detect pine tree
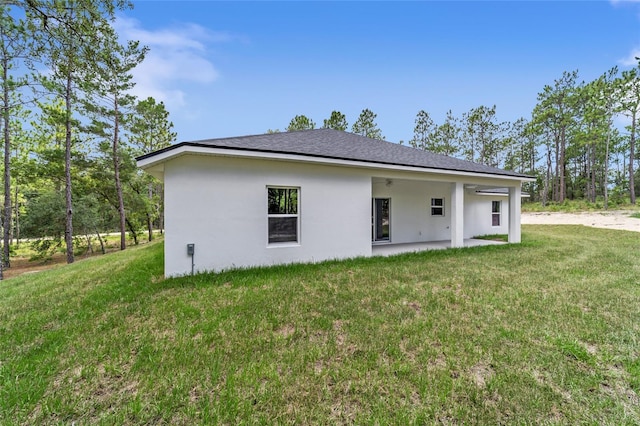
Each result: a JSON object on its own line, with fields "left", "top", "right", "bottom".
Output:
{"left": 351, "top": 108, "right": 384, "bottom": 140}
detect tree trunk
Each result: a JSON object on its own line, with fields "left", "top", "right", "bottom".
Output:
{"left": 14, "top": 183, "right": 19, "bottom": 248}
{"left": 479, "top": 128, "right": 486, "bottom": 165}
{"left": 630, "top": 113, "right": 636, "bottom": 205}
{"left": 147, "top": 182, "right": 153, "bottom": 241}
{"left": 159, "top": 183, "right": 164, "bottom": 234}
{"left": 559, "top": 127, "right": 567, "bottom": 202}
{"left": 2, "top": 55, "right": 11, "bottom": 269}
{"left": 95, "top": 229, "right": 105, "bottom": 254}
{"left": 553, "top": 134, "right": 560, "bottom": 202}
{"left": 590, "top": 145, "right": 597, "bottom": 203}
{"left": 113, "top": 97, "right": 126, "bottom": 251}
{"left": 604, "top": 130, "right": 610, "bottom": 210}
{"left": 584, "top": 151, "right": 590, "bottom": 202}
{"left": 146, "top": 213, "right": 153, "bottom": 242}
{"left": 85, "top": 234, "right": 93, "bottom": 254}
{"left": 64, "top": 69, "right": 74, "bottom": 264}
{"left": 543, "top": 143, "right": 552, "bottom": 207}
{"left": 125, "top": 217, "right": 138, "bottom": 245}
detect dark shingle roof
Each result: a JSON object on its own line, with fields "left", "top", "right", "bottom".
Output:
{"left": 137, "top": 128, "right": 531, "bottom": 179}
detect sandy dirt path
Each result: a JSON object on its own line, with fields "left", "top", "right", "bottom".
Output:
{"left": 522, "top": 210, "right": 640, "bottom": 233}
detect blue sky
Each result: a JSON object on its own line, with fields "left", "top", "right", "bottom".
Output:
{"left": 119, "top": 1, "right": 640, "bottom": 143}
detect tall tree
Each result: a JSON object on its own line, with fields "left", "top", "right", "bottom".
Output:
{"left": 520, "top": 120, "right": 543, "bottom": 200}
{"left": 85, "top": 36, "right": 147, "bottom": 250}
{"left": 432, "top": 110, "right": 459, "bottom": 157}
{"left": 322, "top": 110, "right": 348, "bottom": 131}
{"left": 25, "top": 97, "right": 99, "bottom": 259}
{"left": 130, "top": 97, "right": 176, "bottom": 155}
{"left": 351, "top": 108, "right": 384, "bottom": 140}
{"left": 287, "top": 114, "right": 315, "bottom": 131}
{"left": 10, "top": 119, "right": 38, "bottom": 249}
{"left": 576, "top": 68, "right": 618, "bottom": 206}
{"left": 26, "top": 0, "right": 131, "bottom": 263}
{"left": 503, "top": 118, "right": 527, "bottom": 172}
{"left": 616, "top": 63, "right": 640, "bottom": 204}
{"left": 130, "top": 97, "right": 176, "bottom": 241}
{"left": 531, "top": 71, "right": 580, "bottom": 203}
{"left": 527, "top": 117, "right": 554, "bottom": 205}
{"left": 0, "top": 5, "right": 33, "bottom": 275}
{"left": 409, "top": 110, "right": 435, "bottom": 150}
{"left": 460, "top": 105, "right": 503, "bottom": 167}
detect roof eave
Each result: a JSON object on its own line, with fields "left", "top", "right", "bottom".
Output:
{"left": 137, "top": 143, "right": 535, "bottom": 182}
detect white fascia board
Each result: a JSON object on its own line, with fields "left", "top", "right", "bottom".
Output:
{"left": 472, "top": 191, "right": 509, "bottom": 197}
{"left": 136, "top": 145, "right": 192, "bottom": 169}
{"left": 137, "top": 145, "right": 535, "bottom": 183}
{"left": 473, "top": 191, "right": 531, "bottom": 198}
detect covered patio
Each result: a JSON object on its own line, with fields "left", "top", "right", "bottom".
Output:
{"left": 371, "top": 176, "right": 523, "bottom": 250}
{"left": 372, "top": 239, "right": 506, "bottom": 257}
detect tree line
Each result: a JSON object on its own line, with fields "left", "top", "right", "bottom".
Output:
{"left": 281, "top": 63, "right": 640, "bottom": 210}
{"left": 1, "top": 1, "right": 175, "bottom": 279}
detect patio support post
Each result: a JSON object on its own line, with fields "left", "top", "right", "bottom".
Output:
{"left": 508, "top": 185, "right": 521, "bottom": 243}
{"left": 450, "top": 182, "right": 464, "bottom": 248}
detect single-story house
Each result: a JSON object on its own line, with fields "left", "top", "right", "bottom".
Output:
{"left": 137, "top": 129, "right": 533, "bottom": 277}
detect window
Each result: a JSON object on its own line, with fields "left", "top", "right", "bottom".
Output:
{"left": 492, "top": 200, "right": 501, "bottom": 226}
{"left": 431, "top": 198, "right": 445, "bottom": 216}
{"left": 267, "top": 187, "right": 299, "bottom": 244}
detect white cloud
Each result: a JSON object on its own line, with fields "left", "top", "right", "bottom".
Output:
{"left": 611, "top": 0, "right": 640, "bottom": 67}
{"left": 114, "top": 15, "right": 226, "bottom": 107}
{"left": 610, "top": 0, "right": 640, "bottom": 7}
{"left": 620, "top": 48, "right": 640, "bottom": 67}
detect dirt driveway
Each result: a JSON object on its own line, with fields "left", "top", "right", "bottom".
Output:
{"left": 522, "top": 210, "right": 640, "bottom": 233}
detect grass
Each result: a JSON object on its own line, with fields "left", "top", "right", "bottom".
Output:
{"left": 1, "top": 225, "right": 639, "bottom": 424}
{"left": 522, "top": 199, "right": 640, "bottom": 212}
{"left": 3, "top": 233, "right": 160, "bottom": 280}
{"left": 472, "top": 234, "right": 508, "bottom": 242}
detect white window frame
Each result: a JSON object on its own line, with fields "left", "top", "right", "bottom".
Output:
{"left": 492, "top": 200, "right": 501, "bottom": 227}
{"left": 267, "top": 186, "right": 300, "bottom": 245}
{"left": 431, "top": 197, "right": 445, "bottom": 216}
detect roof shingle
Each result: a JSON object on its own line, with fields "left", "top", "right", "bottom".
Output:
{"left": 137, "top": 128, "right": 531, "bottom": 179}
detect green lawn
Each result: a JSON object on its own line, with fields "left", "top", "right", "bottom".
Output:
{"left": 1, "top": 225, "right": 639, "bottom": 424}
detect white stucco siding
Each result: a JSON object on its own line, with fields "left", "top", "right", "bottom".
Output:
{"left": 163, "top": 155, "right": 371, "bottom": 276}
{"left": 371, "top": 179, "right": 452, "bottom": 243}
{"left": 463, "top": 193, "right": 509, "bottom": 238}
